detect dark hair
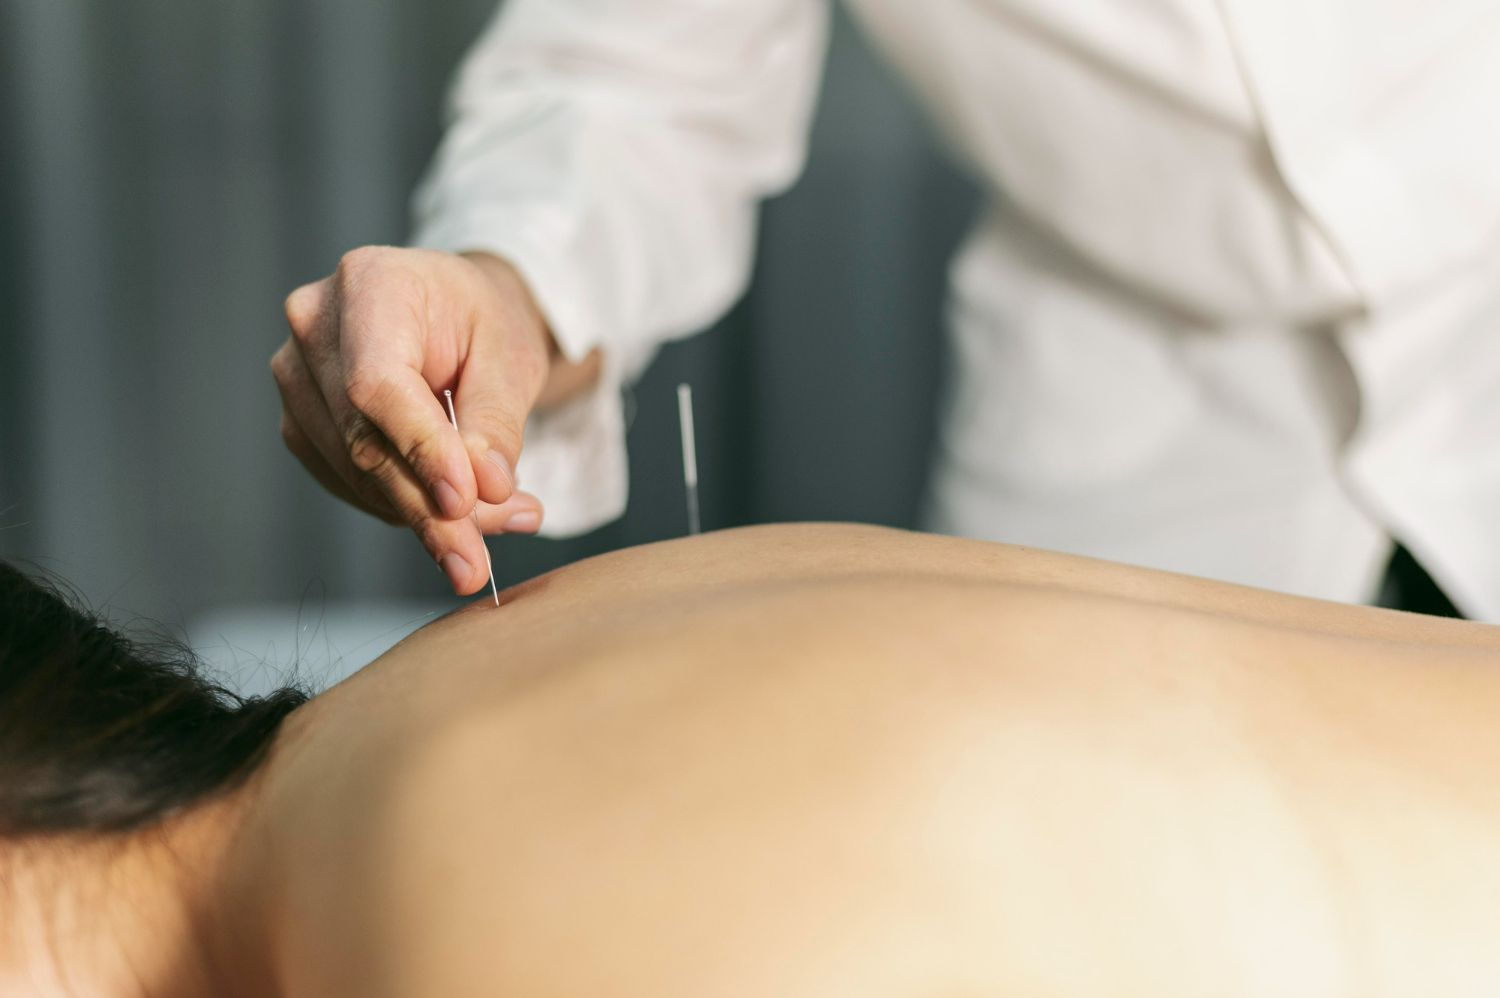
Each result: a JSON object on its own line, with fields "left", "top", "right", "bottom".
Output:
{"left": 0, "top": 560, "right": 308, "bottom": 837}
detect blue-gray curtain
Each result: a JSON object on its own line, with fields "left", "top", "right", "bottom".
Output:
{"left": 0, "top": 0, "right": 976, "bottom": 629}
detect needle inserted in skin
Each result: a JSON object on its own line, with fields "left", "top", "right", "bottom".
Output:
{"left": 443, "top": 389, "right": 500, "bottom": 607}
{"left": 677, "top": 383, "right": 701, "bottom": 536}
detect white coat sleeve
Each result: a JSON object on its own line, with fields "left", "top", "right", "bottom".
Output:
{"left": 410, "top": 0, "right": 831, "bottom": 537}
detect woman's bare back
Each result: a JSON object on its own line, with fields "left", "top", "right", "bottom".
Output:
{"left": 247, "top": 524, "right": 1500, "bottom": 996}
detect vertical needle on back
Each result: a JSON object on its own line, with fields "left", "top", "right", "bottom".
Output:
{"left": 677, "top": 383, "right": 701, "bottom": 536}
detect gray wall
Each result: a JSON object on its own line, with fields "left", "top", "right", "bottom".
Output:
{"left": 0, "top": 1, "right": 976, "bottom": 629}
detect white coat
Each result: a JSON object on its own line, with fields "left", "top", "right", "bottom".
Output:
{"left": 413, "top": 0, "right": 1500, "bottom": 617}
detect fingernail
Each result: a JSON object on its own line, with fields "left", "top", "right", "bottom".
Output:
{"left": 440, "top": 552, "right": 472, "bottom": 591}
{"left": 485, "top": 450, "right": 514, "bottom": 491}
{"left": 433, "top": 479, "right": 466, "bottom": 519}
{"left": 504, "top": 510, "right": 542, "bottom": 534}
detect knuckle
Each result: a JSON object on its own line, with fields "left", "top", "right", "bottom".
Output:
{"left": 278, "top": 412, "right": 299, "bottom": 447}
{"left": 356, "top": 481, "right": 400, "bottom": 519}
{"left": 413, "top": 515, "right": 446, "bottom": 555}
{"left": 484, "top": 403, "right": 527, "bottom": 455}
{"left": 401, "top": 429, "right": 447, "bottom": 479}
{"left": 346, "top": 418, "right": 392, "bottom": 476}
{"left": 347, "top": 472, "right": 389, "bottom": 510}
{"left": 337, "top": 248, "right": 427, "bottom": 318}
{"left": 268, "top": 345, "right": 291, "bottom": 382}
{"left": 336, "top": 246, "right": 388, "bottom": 285}
{"left": 282, "top": 287, "right": 314, "bottom": 331}
{"left": 288, "top": 309, "right": 320, "bottom": 347}
{"left": 344, "top": 365, "right": 392, "bottom": 414}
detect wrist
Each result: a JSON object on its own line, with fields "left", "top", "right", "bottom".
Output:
{"left": 458, "top": 251, "right": 602, "bottom": 410}
{"left": 459, "top": 251, "right": 556, "bottom": 358}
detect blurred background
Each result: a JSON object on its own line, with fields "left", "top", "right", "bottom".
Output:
{"left": 0, "top": 1, "right": 976, "bottom": 687}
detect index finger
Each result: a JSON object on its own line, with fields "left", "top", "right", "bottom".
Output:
{"left": 339, "top": 362, "right": 478, "bottom": 521}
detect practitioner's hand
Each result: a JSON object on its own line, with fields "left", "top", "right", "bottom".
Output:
{"left": 270, "top": 247, "right": 594, "bottom": 595}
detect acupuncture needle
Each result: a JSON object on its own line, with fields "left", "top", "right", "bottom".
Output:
{"left": 443, "top": 389, "right": 500, "bottom": 607}
{"left": 677, "top": 383, "right": 701, "bottom": 536}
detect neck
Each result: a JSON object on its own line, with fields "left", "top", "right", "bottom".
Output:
{"left": 1, "top": 791, "right": 277, "bottom": 997}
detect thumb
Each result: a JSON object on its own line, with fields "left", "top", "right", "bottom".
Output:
{"left": 453, "top": 335, "right": 542, "bottom": 506}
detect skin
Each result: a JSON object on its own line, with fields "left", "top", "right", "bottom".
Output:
{"left": 271, "top": 248, "right": 603, "bottom": 594}
{"left": 6, "top": 523, "right": 1500, "bottom": 995}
